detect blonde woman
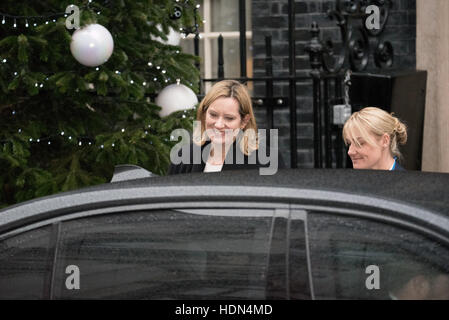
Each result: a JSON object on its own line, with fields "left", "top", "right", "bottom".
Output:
{"left": 342, "top": 107, "right": 407, "bottom": 170}
{"left": 168, "top": 80, "right": 279, "bottom": 174}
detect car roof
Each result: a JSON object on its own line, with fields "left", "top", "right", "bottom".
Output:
{"left": 1, "top": 169, "right": 449, "bottom": 235}
{"left": 96, "top": 168, "right": 449, "bottom": 214}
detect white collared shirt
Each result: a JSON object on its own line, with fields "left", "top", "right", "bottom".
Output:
{"left": 389, "top": 158, "right": 397, "bottom": 171}
{"left": 204, "top": 162, "right": 223, "bottom": 173}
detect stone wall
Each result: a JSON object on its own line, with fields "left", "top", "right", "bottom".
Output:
{"left": 417, "top": 0, "right": 449, "bottom": 173}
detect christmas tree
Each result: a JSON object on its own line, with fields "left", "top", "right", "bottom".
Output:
{"left": 0, "top": 0, "right": 200, "bottom": 208}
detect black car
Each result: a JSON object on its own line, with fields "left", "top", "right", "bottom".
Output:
{"left": 0, "top": 167, "right": 448, "bottom": 299}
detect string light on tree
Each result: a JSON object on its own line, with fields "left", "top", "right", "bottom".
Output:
{"left": 0, "top": 2, "right": 92, "bottom": 29}
{"left": 2, "top": 110, "right": 163, "bottom": 151}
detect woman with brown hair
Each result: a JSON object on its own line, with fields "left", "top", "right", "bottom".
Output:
{"left": 343, "top": 107, "right": 408, "bottom": 170}
{"left": 168, "top": 80, "right": 280, "bottom": 174}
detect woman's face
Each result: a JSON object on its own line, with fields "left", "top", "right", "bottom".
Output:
{"left": 347, "top": 130, "right": 388, "bottom": 169}
{"left": 204, "top": 97, "right": 249, "bottom": 145}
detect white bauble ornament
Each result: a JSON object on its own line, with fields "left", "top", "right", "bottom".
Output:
{"left": 151, "top": 25, "right": 181, "bottom": 46}
{"left": 70, "top": 24, "right": 114, "bottom": 67}
{"left": 156, "top": 80, "right": 198, "bottom": 117}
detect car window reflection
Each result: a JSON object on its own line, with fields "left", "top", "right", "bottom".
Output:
{"left": 307, "top": 212, "right": 449, "bottom": 300}
{"left": 0, "top": 226, "right": 53, "bottom": 299}
{"left": 52, "top": 209, "right": 273, "bottom": 299}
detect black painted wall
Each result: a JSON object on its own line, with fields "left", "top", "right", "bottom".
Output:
{"left": 251, "top": 0, "right": 417, "bottom": 168}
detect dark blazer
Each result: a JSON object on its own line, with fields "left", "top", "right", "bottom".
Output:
{"left": 168, "top": 139, "right": 284, "bottom": 175}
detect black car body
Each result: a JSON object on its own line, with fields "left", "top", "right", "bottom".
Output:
{"left": 0, "top": 168, "right": 448, "bottom": 299}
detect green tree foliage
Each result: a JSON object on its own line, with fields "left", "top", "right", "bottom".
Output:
{"left": 0, "top": 0, "right": 200, "bottom": 208}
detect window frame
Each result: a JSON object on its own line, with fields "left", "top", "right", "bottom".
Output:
{"left": 181, "top": 0, "right": 253, "bottom": 91}
{"left": 290, "top": 204, "right": 449, "bottom": 300}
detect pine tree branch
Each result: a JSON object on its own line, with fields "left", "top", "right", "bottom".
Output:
{"left": 0, "top": 97, "right": 30, "bottom": 113}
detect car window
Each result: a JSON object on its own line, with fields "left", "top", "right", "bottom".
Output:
{"left": 307, "top": 212, "right": 449, "bottom": 300}
{"left": 0, "top": 225, "right": 54, "bottom": 299}
{"left": 52, "top": 208, "right": 274, "bottom": 299}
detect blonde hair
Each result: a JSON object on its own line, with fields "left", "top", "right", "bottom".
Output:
{"left": 343, "top": 107, "right": 408, "bottom": 160}
{"left": 193, "top": 80, "right": 258, "bottom": 155}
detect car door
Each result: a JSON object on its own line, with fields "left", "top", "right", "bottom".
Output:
{"left": 0, "top": 201, "right": 296, "bottom": 299}
{"left": 297, "top": 208, "right": 449, "bottom": 300}
{"left": 0, "top": 225, "right": 54, "bottom": 299}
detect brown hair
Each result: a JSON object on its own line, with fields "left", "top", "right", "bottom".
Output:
{"left": 193, "top": 80, "right": 258, "bottom": 155}
{"left": 343, "top": 107, "right": 408, "bottom": 159}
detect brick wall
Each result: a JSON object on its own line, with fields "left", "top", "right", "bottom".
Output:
{"left": 251, "top": 0, "right": 417, "bottom": 167}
